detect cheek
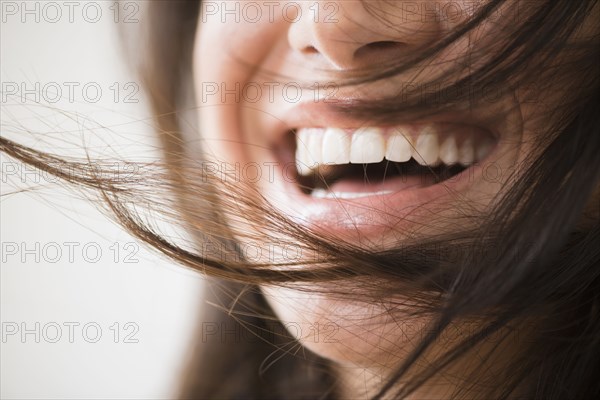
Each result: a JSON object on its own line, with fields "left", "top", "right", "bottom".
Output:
{"left": 193, "top": 22, "right": 245, "bottom": 164}
{"left": 193, "top": 15, "right": 289, "bottom": 163}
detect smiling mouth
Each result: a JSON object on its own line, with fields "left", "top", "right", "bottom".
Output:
{"left": 291, "top": 123, "right": 497, "bottom": 199}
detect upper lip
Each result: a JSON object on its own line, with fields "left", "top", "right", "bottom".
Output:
{"left": 271, "top": 97, "right": 515, "bottom": 149}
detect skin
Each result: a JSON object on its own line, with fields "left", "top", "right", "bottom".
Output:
{"left": 192, "top": 1, "right": 598, "bottom": 397}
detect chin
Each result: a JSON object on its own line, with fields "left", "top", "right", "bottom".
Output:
{"left": 261, "top": 284, "right": 427, "bottom": 369}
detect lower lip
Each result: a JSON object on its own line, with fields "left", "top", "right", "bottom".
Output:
{"left": 270, "top": 151, "right": 496, "bottom": 237}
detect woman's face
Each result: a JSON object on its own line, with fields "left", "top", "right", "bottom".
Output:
{"left": 192, "top": 0, "right": 583, "bottom": 372}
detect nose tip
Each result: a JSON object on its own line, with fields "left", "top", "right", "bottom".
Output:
{"left": 288, "top": 1, "right": 442, "bottom": 70}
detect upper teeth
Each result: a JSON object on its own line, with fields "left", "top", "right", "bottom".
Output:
{"left": 295, "top": 125, "right": 494, "bottom": 176}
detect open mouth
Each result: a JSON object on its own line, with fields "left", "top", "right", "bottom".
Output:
{"left": 255, "top": 99, "right": 519, "bottom": 235}
{"left": 292, "top": 123, "right": 497, "bottom": 199}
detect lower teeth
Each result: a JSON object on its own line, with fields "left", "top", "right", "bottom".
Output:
{"left": 311, "top": 189, "right": 395, "bottom": 199}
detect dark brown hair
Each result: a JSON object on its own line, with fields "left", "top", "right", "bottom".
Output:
{"left": 2, "top": 0, "right": 599, "bottom": 398}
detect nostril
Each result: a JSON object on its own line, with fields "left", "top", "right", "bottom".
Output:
{"left": 353, "top": 41, "right": 406, "bottom": 64}
{"left": 365, "top": 41, "right": 404, "bottom": 51}
{"left": 302, "top": 45, "right": 320, "bottom": 55}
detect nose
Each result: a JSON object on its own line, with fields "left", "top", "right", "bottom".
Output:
{"left": 287, "top": 1, "right": 443, "bottom": 70}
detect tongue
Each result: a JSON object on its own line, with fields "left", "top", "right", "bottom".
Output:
{"left": 326, "top": 173, "right": 436, "bottom": 193}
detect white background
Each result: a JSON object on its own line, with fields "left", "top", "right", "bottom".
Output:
{"left": 1, "top": 1, "right": 206, "bottom": 398}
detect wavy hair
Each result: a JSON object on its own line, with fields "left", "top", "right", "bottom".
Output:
{"left": 2, "top": 0, "right": 599, "bottom": 398}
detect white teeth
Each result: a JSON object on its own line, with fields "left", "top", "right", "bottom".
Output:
{"left": 322, "top": 128, "right": 351, "bottom": 164}
{"left": 307, "top": 131, "right": 322, "bottom": 165}
{"left": 439, "top": 136, "right": 459, "bottom": 165}
{"left": 475, "top": 137, "right": 494, "bottom": 162}
{"left": 458, "top": 135, "right": 475, "bottom": 165}
{"left": 295, "top": 126, "right": 495, "bottom": 176}
{"left": 414, "top": 127, "right": 439, "bottom": 166}
{"left": 385, "top": 131, "right": 412, "bottom": 162}
{"left": 295, "top": 128, "right": 318, "bottom": 175}
{"left": 350, "top": 127, "right": 385, "bottom": 164}
{"left": 311, "top": 188, "right": 394, "bottom": 199}
{"left": 295, "top": 131, "right": 309, "bottom": 175}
